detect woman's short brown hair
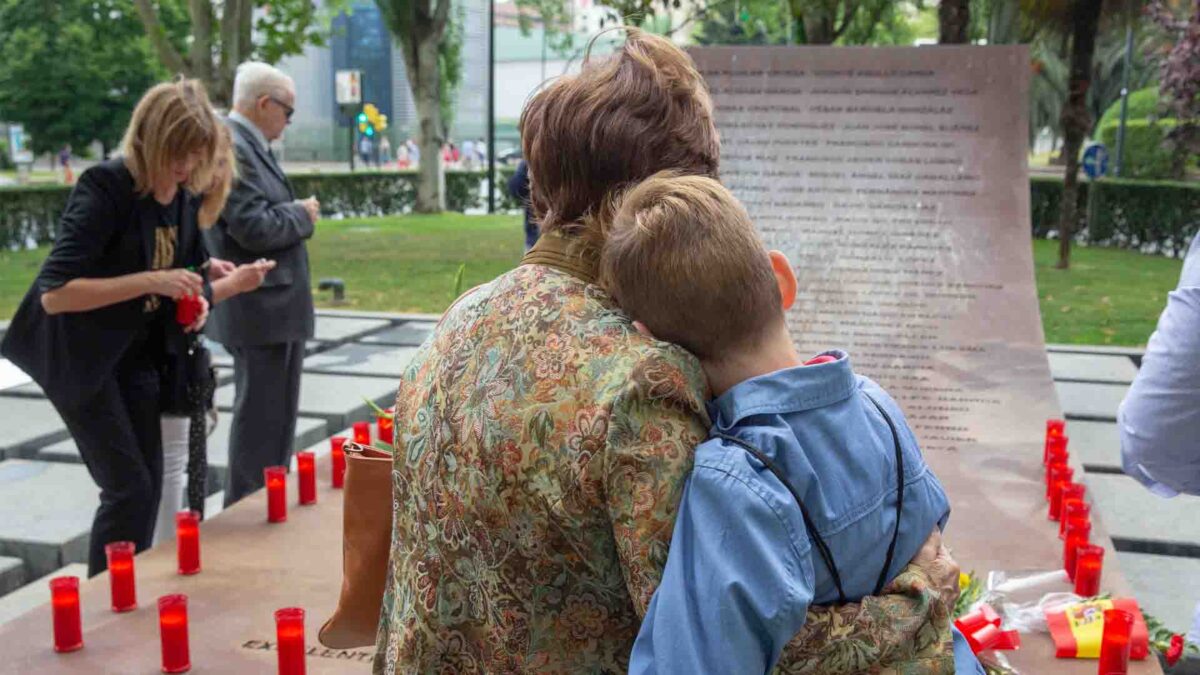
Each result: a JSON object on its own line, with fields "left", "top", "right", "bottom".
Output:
{"left": 120, "top": 78, "right": 222, "bottom": 198}
{"left": 520, "top": 29, "right": 719, "bottom": 248}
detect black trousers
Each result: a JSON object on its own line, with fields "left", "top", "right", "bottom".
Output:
{"left": 55, "top": 348, "right": 163, "bottom": 576}
{"left": 224, "top": 341, "right": 304, "bottom": 506}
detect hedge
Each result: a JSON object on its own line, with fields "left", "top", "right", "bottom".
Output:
{"left": 1098, "top": 119, "right": 1178, "bottom": 179}
{"left": 1096, "top": 86, "right": 1163, "bottom": 132}
{"left": 0, "top": 168, "right": 521, "bottom": 250}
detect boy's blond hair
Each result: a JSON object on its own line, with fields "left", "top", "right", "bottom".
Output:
{"left": 600, "top": 172, "right": 782, "bottom": 361}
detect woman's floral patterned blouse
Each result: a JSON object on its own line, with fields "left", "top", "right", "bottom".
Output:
{"left": 373, "top": 232, "right": 956, "bottom": 674}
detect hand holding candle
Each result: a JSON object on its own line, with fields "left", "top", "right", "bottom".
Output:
{"left": 265, "top": 466, "right": 287, "bottom": 523}
{"left": 104, "top": 541, "right": 136, "bottom": 612}
{"left": 275, "top": 607, "right": 307, "bottom": 675}
{"left": 49, "top": 576, "right": 82, "bottom": 653}
{"left": 297, "top": 451, "right": 316, "bottom": 505}
{"left": 176, "top": 511, "right": 201, "bottom": 575}
{"left": 158, "top": 594, "right": 190, "bottom": 673}
{"left": 330, "top": 436, "right": 347, "bottom": 489}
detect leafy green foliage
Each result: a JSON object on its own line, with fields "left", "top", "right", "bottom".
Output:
{"left": 1097, "top": 86, "right": 1166, "bottom": 130}
{"left": 440, "top": 4, "right": 465, "bottom": 138}
{"left": 1099, "top": 118, "right": 1179, "bottom": 178}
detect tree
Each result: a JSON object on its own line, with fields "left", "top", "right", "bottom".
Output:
{"left": 376, "top": 0, "right": 453, "bottom": 213}
{"left": 939, "top": 0, "right": 971, "bottom": 42}
{"left": 788, "top": 0, "right": 896, "bottom": 44}
{"left": 1147, "top": 0, "right": 1199, "bottom": 177}
{"left": 132, "top": 0, "right": 349, "bottom": 107}
{"left": 0, "top": 0, "right": 164, "bottom": 158}
{"left": 693, "top": 0, "right": 793, "bottom": 45}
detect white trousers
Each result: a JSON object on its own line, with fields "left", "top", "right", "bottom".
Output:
{"left": 153, "top": 415, "right": 190, "bottom": 545}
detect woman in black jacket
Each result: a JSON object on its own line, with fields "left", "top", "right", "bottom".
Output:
{"left": 2, "top": 80, "right": 270, "bottom": 575}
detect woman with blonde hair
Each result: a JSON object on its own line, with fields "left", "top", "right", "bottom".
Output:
{"left": 2, "top": 79, "right": 270, "bottom": 575}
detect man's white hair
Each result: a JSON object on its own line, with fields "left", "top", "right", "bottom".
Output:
{"left": 232, "top": 62, "right": 295, "bottom": 108}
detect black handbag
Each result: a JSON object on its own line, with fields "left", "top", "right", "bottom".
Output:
{"left": 161, "top": 329, "right": 214, "bottom": 415}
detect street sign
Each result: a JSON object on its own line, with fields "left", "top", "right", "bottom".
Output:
{"left": 1082, "top": 142, "right": 1109, "bottom": 180}
{"left": 335, "top": 70, "right": 362, "bottom": 106}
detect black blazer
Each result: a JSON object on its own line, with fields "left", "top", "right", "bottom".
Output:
{"left": 1, "top": 159, "right": 211, "bottom": 411}
{"left": 202, "top": 116, "right": 314, "bottom": 347}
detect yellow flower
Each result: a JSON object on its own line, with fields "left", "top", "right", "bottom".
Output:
{"left": 959, "top": 572, "right": 972, "bottom": 591}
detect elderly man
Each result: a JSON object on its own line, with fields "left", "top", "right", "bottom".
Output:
{"left": 204, "top": 62, "right": 320, "bottom": 505}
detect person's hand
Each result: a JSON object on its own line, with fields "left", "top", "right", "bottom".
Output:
{"left": 146, "top": 269, "right": 203, "bottom": 299}
{"left": 208, "top": 258, "right": 236, "bottom": 281}
{"left": 298, "top": 196, "right": 320, "bottom": 223}
{"left": 910, "top": 527, "right": 960, "bottom": 608}
{"left": 230, "top": 259, "right": 277, "bottom": 294}
{"left": 183, "top": 295, "right": 209, "bottom": 334}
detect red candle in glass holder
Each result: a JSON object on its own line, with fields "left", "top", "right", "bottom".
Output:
{"left": 158, "top": 594, "right": 190, "bottom": 673}
{"left": 176, "top": 511, "right": 200, "bottom": 575}
{"left": 297, "top": 451, "right": 316, "bottom": 505}
{"left": 330, "top": 436, "right": 347, "bottom": 489}
{"left": 1044, "top": 434, "right": 1069, "bottom": 468}
{"left": 1075, "top": 544, "right": 1105, "bottom": 596}
{"left": 352, "top": 421, "right": 370, "bottom": 445}
{"left": 1063, "top": 519, "right": 1092, "bottom": 579}
{"left": 275, "top": 607, "right": 306, "bottom": 675}
{"left": 1047, "top": 464, "right": 1073, "bottom": 500}
{"left": 1044, "top": 419, "right": 1065, "bottom": 463}
{"left": 1059, "top": 500, "right": 1090, "bottom": 539}
{"left": 1099, "top": 608, "right": 1134, "bottom": 675}
{"left": 265, "top": 466, "right": 287, "bottom": 523}
{"left": 175, "top": 294, "right": 202, "bottom": 326}
{"left": 105, "top": 541, "right": 137, "bottom": 612}
{"left": 377, "top": 409, "right": 394, "bottom": 446}
{"left": 49, "top": 576, "right": 83, "bottom": 653}
{"left": 1053, "top": 482, "right": 1086, "bottom": 522}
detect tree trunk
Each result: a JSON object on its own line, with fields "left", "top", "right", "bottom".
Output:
{"left": 1056, "top": 0, "right": 1103, "bottom": 270}
{"left": 188, "top": 0, "right": 215, "bottom": 87}
{"left": 938, "top": 0, "right": 970, "bottom": 44}
{"left": 413, "top": 33, "right": 443, "bottom": 213}
{"left": 987, "top": 0, "right": 1020, "bottom": 45}
{"left": 132, "top": 0, "right": 189, "bottom": 76}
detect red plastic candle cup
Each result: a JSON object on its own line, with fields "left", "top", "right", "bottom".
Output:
{"left": 1059, "top": 500, "right": 1091, "bottom": 539}
{"left": 330, "top": 436, "right": 347, "bottom": 489}
{"left": 175, "top": 511, "right": 201, "bottom": 575}
{"left": 1075, "top": 544, "right": 1105, "bottom": 597}
{"left": 352, "top": 421, "right": 370, "bottom": 445}
{"left": 1055, "top": 483, "right": 1086, "bottom": 523}
{"left": 297, "top": 451, "right": 317, "bottom": 506}
{"left": 1063, "top": 519, "right": 1092, "bottom": 579}
{"left": 105, "top": 541, "right": 137, "bottom": 612}
{"left": 275, "top": 607, "right": 306, "bottom": 675}
{"left": 1047, "top": 464, "right": 1073, "bottom": 501}
{"left": 377, "top": 409, "right": 394, "bottom": 446}
{"left": 174, "top": 295, "right": 201, "bottom": 326}
{"left": 158, "top": 594, "right": 190, "bottom": 673}
{"left": 1044, "top": 419, "right": 1066, "bottom": 463}
{"left": 1098, "top": 608, "right": 1135, "bottom": 675}
{"left": 1044, "top": 434, "right": 1069, "bottom": 468}
{"left": 265, "top": 466, "right": 287, "bottom": 523}
{"left": 49, "top": 576, "right": 83, "bottom": 653}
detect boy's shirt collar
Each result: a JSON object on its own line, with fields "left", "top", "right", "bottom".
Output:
{"left": 707, "top": 349, "right": 857, "bottom": 427}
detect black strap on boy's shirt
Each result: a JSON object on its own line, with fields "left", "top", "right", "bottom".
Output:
{"left": 712, "top": 391, "right": 905, "bottom": 605}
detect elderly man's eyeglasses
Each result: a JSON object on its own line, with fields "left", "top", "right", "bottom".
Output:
{"left": 268, "top": 96, "right": 294, "bottom": 120}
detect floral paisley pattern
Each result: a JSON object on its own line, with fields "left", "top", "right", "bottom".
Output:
{"left": 373, "top": 235, "right": 959, "bottom": 674}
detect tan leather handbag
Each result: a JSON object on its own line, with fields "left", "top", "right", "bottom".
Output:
{"left": 318, "top": 442, "right": 394, "bottom": 649}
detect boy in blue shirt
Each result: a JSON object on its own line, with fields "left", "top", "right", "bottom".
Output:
{"left": 599, "top": 173, "right": 983, "bottom": 674}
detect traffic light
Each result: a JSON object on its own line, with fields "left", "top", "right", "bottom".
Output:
{"left": 357, "top": 104, "right": 385, "bottom": 137}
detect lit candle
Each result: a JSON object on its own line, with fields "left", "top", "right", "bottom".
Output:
{"left": 275, "top": 607, "right": 306, "bottom": 675}
{"left": 104, "top": 541, "right": 137, "bottom": 612}
{"left": 158, "top": 594, "right": 190, "bottom": 673}
{"left": 1053, "top": 482, "right": 1086, "bottom": 523}
{"left": 297, "top": 451, "right": 316, "bottom": 506}
{"left": 377, "top": 408, "right": 394, "bottom": 446}
{"left": 1059, "top": 500, "right": 1090, "bottom": 539}
{"left": 1044, "top": 434, "right": 1069, "bottom": 468}
{"left": 1098, "top": 608, "right": 1134, "bottom": 675}
{"left": 353, "top": 421, "right": 371, "bottom": 445}
{"left": 176, "top": 511, "right": 201, "bottom": 575}
{"left": 1075, "top": 544, "right": 1105, "bottom": 597}
{"left": 1046, "top": 464, "right": 1073, "bottom": 501}
{"left": 1043, "top": 419, "right": 1065, "bottom": 464}
{"left": 49, "top": 576, "right": 83, "bottom": 653}
{"left": 265, "top": 466, "right": 287, "bottom": 523}
{"left": 1063, "top": 518, "right": 1091, "bottom": 580}
{"left": 330, "top": 436, "right": 347, "bottom": 489}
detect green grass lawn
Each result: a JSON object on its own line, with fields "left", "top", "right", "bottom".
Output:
{"left": 0, "top": 214, "right": 1183, "bottom": 347}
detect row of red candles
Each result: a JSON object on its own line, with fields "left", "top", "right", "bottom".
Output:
{"left": 48, "top": 413, "right": 391, "bottom": 673}
{"left": 1044, "top": 419, "right": 1135, "bottom": 675}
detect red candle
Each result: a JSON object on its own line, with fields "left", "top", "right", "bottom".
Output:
{"left": 1050, "top": 478, "right": 1083, "bottom": 521}
{"left": 352, "top": 421, "right": 371, "bottom": 445}
{"left": 1098, "top": 608, "right": 1134, "bottom": 675}
{"left": 1044, "top": 419, "right": 1065, "bottom": 463}
{"left": 1063, "top": 519, "right": 1091, "bottom": 579}
{"left": 1059, "top": 500, "right": 1090, "bottom": 539}
{"left": 1044, "top": 434, "right": 1069, "bottom": 467}
{"left": 330, "top": 436, "right": 347, "bottom": 489}
{"left": 1075, "top": 544, "right": 1105, "bottom": 597}
{"left": 105, "top": 541, "right": 137, "bottom": 612}
{"left": 176, "top": 511, "right": 201, "bottom": 575}
{"left": 175, "top": 294, "right": 202, "bottom": 326}
{"left": 275, "top": 607, "right": 307, "bottom": 675}
{"left": 377, "top": 409, "right": 394, "bottom": 445}
{"left": 265, "top": 466, "right": 287, "bottom": 523}
{"left": 1047, "top": 464, "right": 1073, "bottom": 500}
{"left": 158, "top": 594, "right": 190, "bottom": 673}
{"left": 49, "top": 576, "right": 83, "bottom": 653}
{"left": 297, "top": 451, "right": 316, "bottom": 505}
